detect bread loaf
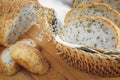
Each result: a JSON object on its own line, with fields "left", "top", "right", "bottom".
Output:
{"left": 36, "top": 7, "right": 58, "bottom": 36}
{"left": 61, "top": 16, "right": 120, "bottom": 52}
{"left": 0, "top": 0, "right": 40, "bottom": 16}
{"left": 73, "top": 0, "right": 120, "bottom": 13}
{"left": 0, "top": 0, "right": 40, "bottom": 46}
{"left": 65, "top": 3, "right": 120, "bottom": 29}
{"left": 0, "top": 39, "right": 38, "bottom": 76}
{"left": 10, "top": 44, "right": 49, "bottom": 75}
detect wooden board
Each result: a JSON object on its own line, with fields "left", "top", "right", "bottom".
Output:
{"left": 0, "top": 26, "right": 120, "bottom": 80}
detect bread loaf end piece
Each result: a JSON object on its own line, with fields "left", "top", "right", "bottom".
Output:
{"left": 0, "top": 4, "right": 39, "bottom": 46}
{"left": 10, "top": 44, "right": 49, "bottom": 75}
{"left": 0, "top": 39, "right": 38, "bottom": 76}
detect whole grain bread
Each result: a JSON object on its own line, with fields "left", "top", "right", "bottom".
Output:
{"left": 62, "top": 16, "right": 120, "bottom": 52}
{"left": 73, "top": 0, "right": 120, "bottom": 13}
{"left": 10, "top": 44, "right": 49, "bottom": 75}
{"left": 0, "top": 0, "right": 40, "bottom": 46}
{"left": 65, "top": 3, "right": 120, "bottom": 29}
{"left": 0, "top": 39, "right": 38, "bottom": 76}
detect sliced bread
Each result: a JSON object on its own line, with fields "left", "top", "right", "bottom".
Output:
{"left": 73, "top": 0, "right": 120, "bottom": 13}
{"left": 0, "top": 0, "right": 40, "bottom": 46}
{"left": 65, "top": 3, "right": 120, "bottom": 29}
{"left": 61, "top": 16, "right": 120, "bottom": 52}
{"left": 10, "top": 44, "right": 49, "bottom": 75}
{"left": 0, "top": 39, "right": 38, "bottom": 76}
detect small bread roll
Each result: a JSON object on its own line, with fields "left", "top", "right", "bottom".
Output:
{"left": 10, "top": 44, "right": 49, "bottom": 75}
{"left": 0, "top": 39, "right": 38, "bottom": 76}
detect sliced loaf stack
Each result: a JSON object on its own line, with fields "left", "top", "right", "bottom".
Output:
{"left": 65, "top": 3, "right": 120, "bottom": 28}
{"left": 73, "top": 0, "right": 120, "bottom": 13}
{"left": 58, "top": 1, "right": 120, "bottom": 52}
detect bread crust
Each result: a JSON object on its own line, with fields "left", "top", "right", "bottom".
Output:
{"left": 0, "top": 39, "right": 38, "bottom": 76}
{"left": 0, "top": 0, "right": 40, "bottom": 16}
{"left": 65, "top": 3, "right": 120, "bottom": 27}
{"left": 0, "top": 0, "right": 40, "bottom": 46}
{"left": 0, "top": 13, "right": 18, "bottom": 46}
{"left": 0, "top": 46, "right": 21, "bottom": 76}
{"left": 63, "top": 16, "right": 120, "bottom": 52}
{"left": 10, "top": 44, "right": 49, "bottom": 75}
{"left": 73, "top": 0, "right": 120, "bottom": 12}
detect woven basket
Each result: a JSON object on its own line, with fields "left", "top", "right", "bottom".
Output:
{"left": 52, "top": 38, "right": 120, "bottom": 77}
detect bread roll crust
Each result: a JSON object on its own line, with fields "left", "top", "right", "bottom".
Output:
{"left": 10, "top": 44, "right": 49, "bottom": 75}
{"left": 0, "top": 39, "right": 38, "bottom": 76}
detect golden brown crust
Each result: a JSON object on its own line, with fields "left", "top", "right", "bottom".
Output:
{"left": 73, "top": 0, "right": 99, "bottom": 8}
{"left": 0, "top": 0, "right": 41, "bottom": 16}
{"left": 0, "top": 0, "right": 41, "bottom": 46}
{"left": 0, "top": 13, "right": 18, "bottom": 46}
{"left": 72, "top": 0, "right": 120, "bottom": 8}
{"left": 10, "top": 44, "right": 49, "bottom": 75}
{"left": 0, "top": 48, "right": 20, "bottom": 76}
{"left": 15, "top": 38, "right": 39, "bottom": 49}
{"left": 0, "top": 39, "right": 38, "bottom": 76}
{"left": 37, "top": 7, "right": 55, "bottom": 25}
{"left": 63, "top": 16, "right": 120, "bottom": 52}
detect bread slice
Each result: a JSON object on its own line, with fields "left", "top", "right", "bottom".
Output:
{"left": 73, "top": 0, "right": 120, "bottom": 13}
{"left": 65, "top": 3, "right": 120, "bottom": 29}
{"left": 73, "top": 0, "right": 98, "bottom": 8}
{"left": 0, "top": 39, "right": 38, "bottom": 76}
{"left": 0, "top": 0, "right": 40, "bottom": 46}
{"left": 10, "top": 44, "right": 49, "bottom": 75}
{"left": 61, "top": 16, "right": 120, "bottom": 52}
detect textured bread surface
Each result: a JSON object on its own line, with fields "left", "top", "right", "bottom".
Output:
{"left": 0, "top": 39, "right": 38, "bottom": 76}
{"left": 0, "top": 0, "right": 40, "bottom": 46}
{"left": 62, "top": 16, "right": 120, "bottom": 52}
{"left": 73, "top": 0, "right": 120, "bottom": 13}
{"left": 36, "top": 7, "right": 58, "bottom": 36}
{"left": 0, "top": 0, "right": 40, "bottom": 16}
{"left": 10, "top": 44, "right": 49, "bottom": 75}
{"left": 65, "top": 3, "right": 120, "bottom": 29}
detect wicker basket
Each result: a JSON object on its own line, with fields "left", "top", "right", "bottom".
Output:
{"left": 52, "top": 38, "right": 120, "bottom": 77}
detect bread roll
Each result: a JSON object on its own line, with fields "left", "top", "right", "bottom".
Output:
{"left": 0, "top": 39, "right": 38, "bottom": 76}
{"left": 10, "top": 44, "right": 49, "bottom": 75}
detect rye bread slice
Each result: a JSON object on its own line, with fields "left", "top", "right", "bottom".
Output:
{"left": 73, "top": 0, "right": 120, "bottom": 13}
{"left": 62, "top": 16, "right": 120, "bottom": 52}
{"left": 65, "top": 3, "right": 120, "bottom": 29}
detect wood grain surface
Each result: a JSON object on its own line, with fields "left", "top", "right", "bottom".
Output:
{"left": 0, "top": 26, "right": 120, "bottom": 80}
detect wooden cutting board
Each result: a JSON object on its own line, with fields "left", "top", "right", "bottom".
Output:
{"left": 0, "top": 26, "right": 120, "bottom": 80}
